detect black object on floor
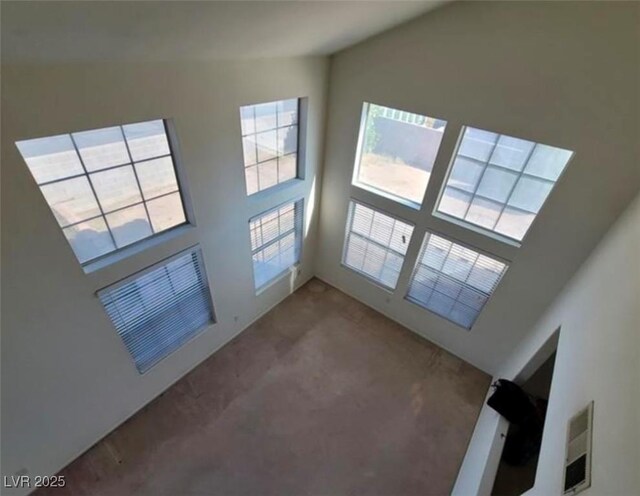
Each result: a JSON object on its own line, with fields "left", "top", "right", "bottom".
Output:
{"left": 487, "top": 379, "right": 536, "bottom": 424}
{"left": 488, "top": 380, "right": 548, "bottom": 466}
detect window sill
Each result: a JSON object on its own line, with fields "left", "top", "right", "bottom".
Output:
{"left": 255, "top": 264, "right": 299, "bottom": 296}
{"left": 352, "top": 182, "right": 422, "bottom": 211}
{"left": 431, "top": 211, "right": 523, "bottom": 248}
{"left": 82, "top": 223, "right": 195, "bottom": 274}
{"left": 247, "top": 177, "right": 304, "bottom": 200}
{"left": 340, "top": 263, "right": 396, "bottom": 294}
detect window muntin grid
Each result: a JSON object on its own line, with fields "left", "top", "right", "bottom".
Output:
{"left": 16, "top": 120, "right": 187, "bottom": 264}
{"left": 352, "top": 102, "right": 447, "bottom": 207}
{"left": 240, "top": 98, "right": 299, "bottom": 195}
{"left": 342, "top": 201, "right": 414, "bottom": 290}
{"left": 436, "top": 126, "right": 573, "bottom": 242}
{"left": 249, "top": 199, "right": 304, "bottom": 290}
{"left": 406, "top": 231, "right": 508, "bottom": 329}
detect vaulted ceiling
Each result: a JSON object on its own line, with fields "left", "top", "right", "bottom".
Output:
{"left": 1, "top": 0, "right": 445, "bottom": 63}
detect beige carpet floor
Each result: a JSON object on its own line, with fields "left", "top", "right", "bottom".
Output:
{"left": 38, "top": 279, "right": 490, "bottom": 496}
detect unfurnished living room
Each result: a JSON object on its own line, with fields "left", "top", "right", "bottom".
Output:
{"left": 1, "top": 1, "right": 638, "bottom": 496}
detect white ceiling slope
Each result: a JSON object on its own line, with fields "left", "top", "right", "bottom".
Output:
{"left": 1, "top": 0, "right": 445, "bottom": 63}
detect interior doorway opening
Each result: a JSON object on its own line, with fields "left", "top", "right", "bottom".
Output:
{"left": 490, "top": 351, "right": 557, "bottom": 496}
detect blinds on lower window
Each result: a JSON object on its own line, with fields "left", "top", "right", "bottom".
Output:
{"left": 406, "top": 232, "right": 507, "bottom": 329}
{"left": 98, "top": 247, "right": 215, "bottom": 373}
{"left": 250, "top": 199, "right": 304, "bottom": 291}
{"left": 342, "top": 200, "right": 414, "bottom": 290}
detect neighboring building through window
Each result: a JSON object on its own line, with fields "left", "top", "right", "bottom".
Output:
{"left": 240, "top": 98, "right": 299, "bottom": 195}
{"left": 342, "top": 200, "right": 414, "bottom": 290}
{"left": 406, "top": 231, "right": 507, "bottom": 329}
{"left": 249, "top": 199, "right": 304, "bottom": 291}
{"left": 353, "top": 103, "right": 446, "bottom": 207}
{"left": 98, "top": 247, "right": 215, "bottom": 373}
{"left": 436, "top": 126, "right": 573, "bottom": 242}
{"left": 15, "top": 120, "right": 188, "bottom": 264}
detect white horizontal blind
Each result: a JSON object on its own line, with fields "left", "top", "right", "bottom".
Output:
{"left": 406, "top": 232, "right": 507, "bottom": 329}
{"left": 98, "top": 247, "right": 215, "bottom": 373}
{"left": 250, "top": 199, "right": 304, "bottom": 291}
{"left": 342, "top": 201, "right": 414, "bottom": 290}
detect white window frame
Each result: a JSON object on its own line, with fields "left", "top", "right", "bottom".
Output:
{"left": 97, "top": 245, "right": 215, "bottom": 374}
{"left": 351, "top": 102, "right": 447, "bottom": 210}
{"left": 249, "top": 197, "right": 304, "bottom": 293}
{"left": 341, "top": 199, "right": 415, "bottom": 291}
{"left": 433, "top": 125, "right": 574, "bottom": 247}
{"left": 15, "top": 119, "right": 194, "bottom": 270}
{"left": 404, "top": 230, "right": 509, "bottom": 330}
{"left": 239, "top": 97, "right": 307, "bottom": 197}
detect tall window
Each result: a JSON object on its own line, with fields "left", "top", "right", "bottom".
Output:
{"left": 15, "top": 120, "right": 187, "bottom": 264}
{"left": 342, "top": 201, "right": 414, "bottom": 290}
{"left": 98, "top": 247, "right": 215, "bottom": 373}
{"left": 406, "top": 232, "right": 507, "bottom": 329}
{"left": 250, "top": 199, "right": 304, "bottom": 291}
{"left": 436, "top": 126, "right": 573, "bottom": 242}
{"left": 240, "top": 98, "right": 299, "bottom": 195}
{"left": 353, "top": 103, "right": 446, "bottom": 207}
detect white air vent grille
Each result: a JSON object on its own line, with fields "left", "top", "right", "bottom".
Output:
{"left": 563, "top": 401, "right": 593, "bottom": 494}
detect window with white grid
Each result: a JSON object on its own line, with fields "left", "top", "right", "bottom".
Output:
{"left": 436, "top": 126, "right": 573, "bottom": 242}
{"left": 98, "top": 247, "right": 215, "bottom": 374}
{"left": 15, "top": 120, "right": 188, "bottom": 264}
{"left": 250, "top": 199, "right": 304, "bottom": 291}
{"left": 342, "top": 201, "right": 414, "bottom": 290}
{"left": 240, "top": 98, "right": 299, "bottom": 195}
{"left": 406, "top": 232, "right": 508, "bottom": 329}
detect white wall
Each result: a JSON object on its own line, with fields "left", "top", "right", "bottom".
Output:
{"left": 315, "top": 1, "right": 640, "bottom": 374}
{"left": 455, "top": 191, "right": 640, "bottom": 496}
{"left": 0, "top": 58, "right": 328, "bottom": 492}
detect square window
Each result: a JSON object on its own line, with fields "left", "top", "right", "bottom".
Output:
{"left": 98, "top": 247, "right": 215, "bottom": 373}
{"left": 436, "top": 126, "right": 573, "bottom": 243}
{"left": 353, "top": 103, "right": 447, "bottom": 207}
{"left": 239, "top": 98, "right": 300, "bottom": 195}
{"left": 406, "top": 232, "right": 508, "bottom": 329}
{"left": 15, "top": 119, "right": 189, "bottom": 265}
{"left": 249, "top": 199, "right": 304, "bottom": 291}
{"left": 342, "top": 200, "right": 414, "bottom": 290}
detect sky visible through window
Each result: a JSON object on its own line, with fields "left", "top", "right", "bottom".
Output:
{"left": 16, "top": 120, "right": 187, "bottom": 264}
